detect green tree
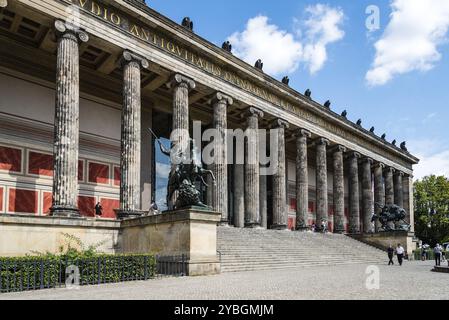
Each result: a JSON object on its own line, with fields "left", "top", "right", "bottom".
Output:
{"left": 414, "top": 175, "right": 449, "bottom": 246}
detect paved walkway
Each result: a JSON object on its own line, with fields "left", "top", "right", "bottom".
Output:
{"left": 1, "top": 261, "right": 447, "bottom": 300}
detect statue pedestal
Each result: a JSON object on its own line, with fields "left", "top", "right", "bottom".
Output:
{"left": 120, "top": 207, "right": 221, "bottom": 276}
{"left": 349, "top": 230, "right": 418, "bottom": 258}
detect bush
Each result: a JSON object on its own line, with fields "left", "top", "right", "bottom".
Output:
{"left": 0, "top": 254, "right": 157, "bottom": 293}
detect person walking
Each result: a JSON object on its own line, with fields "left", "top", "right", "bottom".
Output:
{"left": 387, "top": 245, "right": 395, "bottom": 265}
{"left": 434, "top": 244, "right": 442, "bottom": 266}
{"left": 95, "top": 202, "right": 103, "bottom": 218}
{"left": 396, "top": 244, "right": 405, "bottom": 266}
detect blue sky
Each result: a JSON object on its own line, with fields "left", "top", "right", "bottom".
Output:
{"left": 145, "top": 0, "right": 449, "bottom": 179}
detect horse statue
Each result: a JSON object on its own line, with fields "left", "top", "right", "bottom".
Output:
{"left": 371, "top": 203, "right": 410, "bottom": 232}
{"left": 153, "top": 130, "right": 215, "bottom": 210}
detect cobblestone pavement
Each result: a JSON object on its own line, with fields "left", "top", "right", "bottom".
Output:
{"left": 1, "top": 260, "right": 447, "bottom": 300}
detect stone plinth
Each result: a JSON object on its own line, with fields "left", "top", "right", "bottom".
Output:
{"left": 120, "top": 207, "right": 221, "bottom": 276}
{"left": 0, "top": 214, "right": 120, "bottom": 257}
{"left": 349, "top": 231, "right": 417, "bottom": 257}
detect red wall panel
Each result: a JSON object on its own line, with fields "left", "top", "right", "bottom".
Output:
{"left": 289, "top": 198, "right": 297, "bottom": 211}
{"left": 78, "top": 160, "right": 84, "bottom": 181}
{"left": 28, "top": 151, "right": 53, "bottom": 176}
{"left": 0, "top": 187, "right": 3, "bottom": 212}
{"left": 78, "top": 196, "right": 96, "bottom": 217}
{"left": 88, "top": 162, "right": 110, "bottom": 184}
{"left": 308, "top": 201, "right": 315, "bottom": 212}
{"left": 100, "top": 198, "right": 119, "bottom": 219}
{"left": 42, "top": 191, "right": 52, "bottom": 215}
{"left": 0, "top": 146, "right": 22, "bottom": 173}
{"left": 113, "top": 166, "right": 120, "bottom": 186}
{"left": 8, "top": 188, "right": 38, "bottom": 214}
{"left": 288, "top": 217, "right": 295, "bottom": 230}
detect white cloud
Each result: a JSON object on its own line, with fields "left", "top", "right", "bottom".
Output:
{"left": 366, "top": 0, "right": 449, "bottom": 86}
{"left": 408, "top": 139, "right": 449, "bottom": 179}
{"left": 156, "top": 163, "right": 171, "bottom": 178}
{"left": 228, "top": 4, "right": 344, "bottom": 76}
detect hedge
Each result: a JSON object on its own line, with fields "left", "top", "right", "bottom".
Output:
{"left": 0, "top": 254, "right": 156, "bottom": 293}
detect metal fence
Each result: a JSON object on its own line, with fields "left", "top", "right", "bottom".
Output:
{"left": 0, "top": 254, "right": 187, "bottom": 294}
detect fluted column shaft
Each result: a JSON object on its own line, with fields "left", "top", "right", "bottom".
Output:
{"left": 384, "top": 167, "right": 395, "bottom": 205}
{"left": 233, "top": 164, "right": 244, "bottom": 228}
{"left": 211, "top": 93, "right": 233, "bottom": 223}
{"left": 259, "top": 173, "right": 267, "bottom": 229}
{"left": 51, "top": 21, "right": 88, "bottom": 217}
{"left": 244, "top": 107, "right": 263, "bottom": 227}
{"left": 394, "top": 171, "right": 404, "bottom": 208}
{"left": 119, "top": 51, "right": 149, "bottom": 217}
{"left": 295, "top": 129, "right": 311, "bottom": 230}
{"left": 316, "top": 138, "right": 329, "bottom": 230}
{"left": 373, "top": 163, "right": 385, "bottom": 232}
{"left": 362, "top": 158, "right": 374, "bottom": 233}
{"left": 403, "top": 174, "right": 414, "bottom": 231}
{"left": 332, "top": 145, "right": 346, "bottom": 233}
{"left": 348, "top": 152, "right": 361, "bottom": 233}
{"left": 271, "top": 119, "right": 289, "bottom": 230}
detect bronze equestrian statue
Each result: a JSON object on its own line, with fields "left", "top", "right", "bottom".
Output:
{"left": 371, "top": 203, "right": 411, "bottom": 232}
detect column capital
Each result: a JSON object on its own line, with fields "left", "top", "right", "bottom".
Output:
{"left": 329, "top": 144, "right": 346, "bottom": 154}
{"left": 167, "top": 73, "right": 196, "bottom": 90}
{"left": 211, "top": 92, "right": 233, "bottom": 106}
{"left": 394, "top": 170, "right": 405, "bottom": 177}
{"left": 54, "top": 20, "right": 89, "bottom": 43}
{"left": 270, "top": 118, "right": 289, "bottom": 129}
{"left": 361, "top": 157, "right": 374, "bottom": 165}
{"left": 383, "top": 166, "right": 395, "bottom": 174}
{"left": 313, "top": 137, "right": 330, "bottom": 146}
{"left": 373, "top": 162, "right": 385, "bottom": 170}
{"left": 243, "top": 106, "right": 264, "bottom": 118}
{"left": 294, "top": 128, "right": 311, "bottom": 139}
{"left": 347, "top": 151, "right": 361, "bottom": 159}
{"left": 122, "top": 50, "right": 149, "bottom": 69}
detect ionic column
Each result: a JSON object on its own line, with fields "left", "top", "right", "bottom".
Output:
{"left": 331, "top": 145, "right": 346, "bottom": 233}
{"left": 295, "top": 129, "right": 311, "bottom": 230}
{"left": 169, "top": 74, "right": 195, "bottom": 153}
{"left": 244, "top": 107, "right": 263, "bottom": 227}
{"left": 403, "top": 174, "right": 414, "bottom": 232}
{"left": 394, "top": 171, "right": 404, "bottom": 208}
{"left": 271, "top": 119, "right": 289, "bottom": 230}
{"left": 361, "top": 157, "right": 374, "bottom": 233}
{"left": 384, "top": 167, "right": 395, "bottom": 205}
{"left": 118, "top": 51, "right": 149, "bottom": 219}
{"left": 210, "top": 92, "right": 233, "bottom": 223}
{"left": 348, "top": 152, "right": 361, "bottom": 233}
{"left": 233, "top": 164, "right": 244, "bottom": 228}
{"left": 315, "top": 138, "right": 329, "bottom": 230}
{"left": 51, "top": 21, "right": 88, "bottom": 217}
{"left": 260, "top": 173, "right": 267, "bottom": 229}
{"left": 373, "top": 163, "right": 385, "bottom": 232}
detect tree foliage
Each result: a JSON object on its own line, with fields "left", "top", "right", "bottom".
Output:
{"left": 414, "top": 175, "right": 449, "bottom": 246}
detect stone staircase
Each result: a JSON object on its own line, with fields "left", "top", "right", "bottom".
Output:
{"left": 217, "top": 227, "right": 387, "bottom": 273}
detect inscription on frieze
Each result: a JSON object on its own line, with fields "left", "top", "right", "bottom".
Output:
{"left": 64, "top": 0, "right": 412, "bottom": 169}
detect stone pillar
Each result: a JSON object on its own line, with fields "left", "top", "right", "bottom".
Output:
{"left": 51, "top": 21, "right": 88, "bottom": 217}
{"left": 169, "top": 74, "right": 195, "bottom": 153}
{"left": 210, "top": 92, "right": 233, "bottom": 223}
{"left": 373, "top": 163, "right": 385, "bottom": 232}
{"left": 403, "top": 174, "right": 414, "bottom": 232}
{"left": 260, "top": 173, "right": 267, "bottom": 229}
{"left": 384, "top": 167, "right": 395, "bottom": 206}
{"left": 348, "top": 152, "right": 361, "bottom": 233}
{"left": 233, "top": 164, "right": 244, "bottom": 228}
{"left": 244, "top": 107, "right": 263, "bottom": 227}
{"left": 118, "top": 51, "right": 149, "bottom": 219}
{"left": 361, "top": 157, "right": 374, "bottom": 233}
{"left": 295, "top": 129, "right": 311, "bottom": 230}
{"left": 271, "top": 119, "right": 289, "bottom": 230}
{"left": 394, "top": 171, "right": 404, "bottom": 208}
{"left": 331, "top": 145, "right": 346, "bottom": 233}
{"left": 315, "top": 137, "right": 329, "bottom": 230}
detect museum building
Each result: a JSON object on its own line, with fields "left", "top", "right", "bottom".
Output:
{"left": 0, "top": 0, "right": 419, "bottom": 263}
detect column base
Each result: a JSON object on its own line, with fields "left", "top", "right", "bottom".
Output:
{"left": 244, "top": 222, "right": 261, "bottom": 228}
{"left": 116, "top": 210, "right": 145, "bottom": 220}
{"left": 50, "top": 206, "right": 81, "bottom": 218}
{"left": 295, "top": 226, "right": 309, "bottom": 232}
{"left": 270, "top": 224, "right": 288, "bottom": 230}
{"left": 334, "top": 228, "right": 346, "bottom": 234}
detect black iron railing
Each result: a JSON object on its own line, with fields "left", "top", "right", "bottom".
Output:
{"left": 0, "top": 254, "right": 187, "bottom": 293}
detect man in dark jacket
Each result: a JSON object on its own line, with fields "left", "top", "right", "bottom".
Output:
{"left": 95, "top": 202, "right": 103, "bottom": 217}
{"left": 387, "top": 245, "right": 395, "bottom": 265}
